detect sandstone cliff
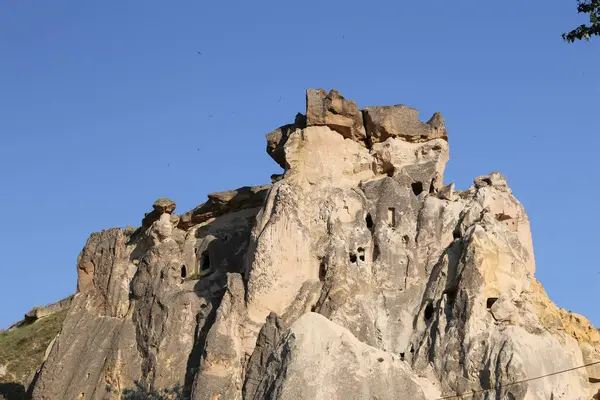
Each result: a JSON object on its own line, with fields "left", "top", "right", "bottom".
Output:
{"left": 27, "top": 89, "right": 600, "bottom": 400}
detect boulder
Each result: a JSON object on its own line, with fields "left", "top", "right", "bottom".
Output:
{"left": 363, "top": 104, "right": 447, "bottom": 144}
{"left": 438, "top": 182, "right": 455, "bottom": 201}
{"left": 141, "top": 198, "right": 176, "bottom": 230}
{"left": 152, "top": 198, "right": 176, "bottom": 214}
{"left": 306, "top": 89, "right": 366, "bottom": 143}
{"left": 178, "top": 185, "right": 270, "bottom": 229}
{"left": 474, "top": 171, "right": 509, "bottom": 189}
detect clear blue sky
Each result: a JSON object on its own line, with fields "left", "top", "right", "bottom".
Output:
{"left": 0, "top": 1, "right": 598, "bottom": 329}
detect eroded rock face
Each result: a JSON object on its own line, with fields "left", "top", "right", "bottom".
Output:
{"left": 246, "top": 313, "right": 438, "bottom": 400}
{"left": 363, "top": 104, "right": 447, "bottom": 144}
{"left": 32, "top": 194, "right": 262, "bottom": 399}
{"left": 179, "top": 186, "right": 270, "bottom": 230}
{"left": 306, "top": 89, "right": 366, "bottom": 143}
{"left": 30, "top": 89, "right": 600, "bottom": 400}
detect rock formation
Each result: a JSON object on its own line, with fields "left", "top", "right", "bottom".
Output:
{"left": 27, "top": 89, "right": 600, "bottom": 399}
{"left": 7, "top": 296, "right": 72, "bottom": 331}
{"left": 0, "top": 298, "right": 70, "bottom": 400}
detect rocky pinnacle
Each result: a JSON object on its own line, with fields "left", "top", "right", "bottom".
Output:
{"left": 29, "top": 89, "right": 600, "bottom": 400}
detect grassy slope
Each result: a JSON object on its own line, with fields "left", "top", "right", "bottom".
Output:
{"left": 0, "top": 310, "right": 67, "bottom": 399}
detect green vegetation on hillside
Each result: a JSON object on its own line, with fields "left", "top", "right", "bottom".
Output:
{"left": 0, "top": 310, "right": 68, "bottom": 400}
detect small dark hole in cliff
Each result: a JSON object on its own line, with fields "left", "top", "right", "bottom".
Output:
{"left": 400, "top": 352, "right": 405, "bottom": 360}
{"left": 382, "top": 163, "right": 395, "bottom": 177}
{"left": 496, "top": 213, "right": 512, "bottom": 222}
{"left": 319, "top": 261, "right": 327, "bottom": 281}
{"left": 410, "top": 345, "right": 414, "bottom": 353}
{"left": 201, "top": 252, "right": 210, "bottom": 272}
{"left": 349, "top": 253, "right": 357, "bottom": 263}
{"left": 424, "top": 303, "right": 434, "bottom": 321}
{"left": 358, "top": 247, "right": 365, "bottom": 262}
{"left": 411, "top": 182, "right": 423, "bottom": 197}
{"left": 453, "top": 230, "right": 461, "bottom": 240}
{"left": 402, "top": 235, "right": 410, "bottom": 244}
{"left": 429, "top": 179, "right": 436, "bottom": 194}
{"left": 366, "top": 213, "right": 374, "bottom": 230}
{"left": 487, "top": 297, "right": 498, "bottom": 309}
{"left": 377, "top": 357, "right": 384, "bottom": 362}
{"left": 180, "top": 265, "right": 187, "bottom": 278}
{"left": 483, "top": 178, "right": 492, "bottom": 186}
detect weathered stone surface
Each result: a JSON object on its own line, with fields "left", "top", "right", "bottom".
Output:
{"left": 474, "top": 171, "right": 508, "bottom": 189}
{"left": 248, "top": 313, "right": 438, "bottom": 400}
{"left": 306, "top": 89, "right": 366, "bottom": 142}
{"left": 31, "top": 196, "right": 262, "bottom": 399}
{"left": 191, "top": 274, "right": 247, "bottom": 400}
{"left": 4, "top": 295, "right": 74, "bottom": 331}
{"left": 530, "top": 278, "right": 600, "bottom": 398}
{"left": 370, "top": 136, "right": 448, "bottom": 191}
{"left": 24, "top": 296, "right": 73, "bottom": 322}
{"left": 270, "top": 173, "right": 283, "bottom": 183}
{"left": 152, "top": 198, "right": 176, "bottom": 214}
{"left": 266, "top": 113, "right": 305, "bottom": 169}
{"left": 438, "top": 182, "right": 455, "bottom": 201}
{"left": 407, "top": 210, "right": 589, "bottom": 399}
{"left": 178, "top": 185, "right": 270, "bottom": 230}
{"left": 28, "top": 89, "right": 600, "bottom": 400}
{"left": 472, "top": 176, "right": 536, "bottom": 275}
{"left": 243, "top": 312, "right": 284, "bottom": 399}
{"left": 140, "top": 198, "right": 177, "bottom": 230}
{"left": 363, "top": 104, "right": 447, "bottom": 144}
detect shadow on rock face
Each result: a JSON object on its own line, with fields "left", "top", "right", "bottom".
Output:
{"left": 0, "top": 382, "right": 26, "bottom": 400}
{"left": 182, "top": 293, "right": 222, "bottom": 398}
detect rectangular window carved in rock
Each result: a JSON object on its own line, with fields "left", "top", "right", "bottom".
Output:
{"left": 486, "top": 297, "right": 498, "bottom": 309}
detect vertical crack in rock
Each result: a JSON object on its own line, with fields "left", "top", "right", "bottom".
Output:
{"left": 183, "top": 295, "right": 223, "bottom": 398}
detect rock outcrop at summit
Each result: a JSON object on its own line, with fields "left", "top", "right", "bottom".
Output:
{"left": 29, "top": 89, "right": 600, "bottom": 400}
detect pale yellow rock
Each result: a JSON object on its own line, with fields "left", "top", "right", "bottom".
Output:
{"left": 245, "top": 183, "right": 318, "bottom": 323}
{"left": 475, "top": 185, "right": 536, "bottom": 275}
{"left": 530, "top": 278, "right": 600, "bottom": 399}
{"left": 283, "top": 125, "right": 375, "bottom": 189}
{"left": 531, "top": 279, "right": 600, "bottom": 343}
